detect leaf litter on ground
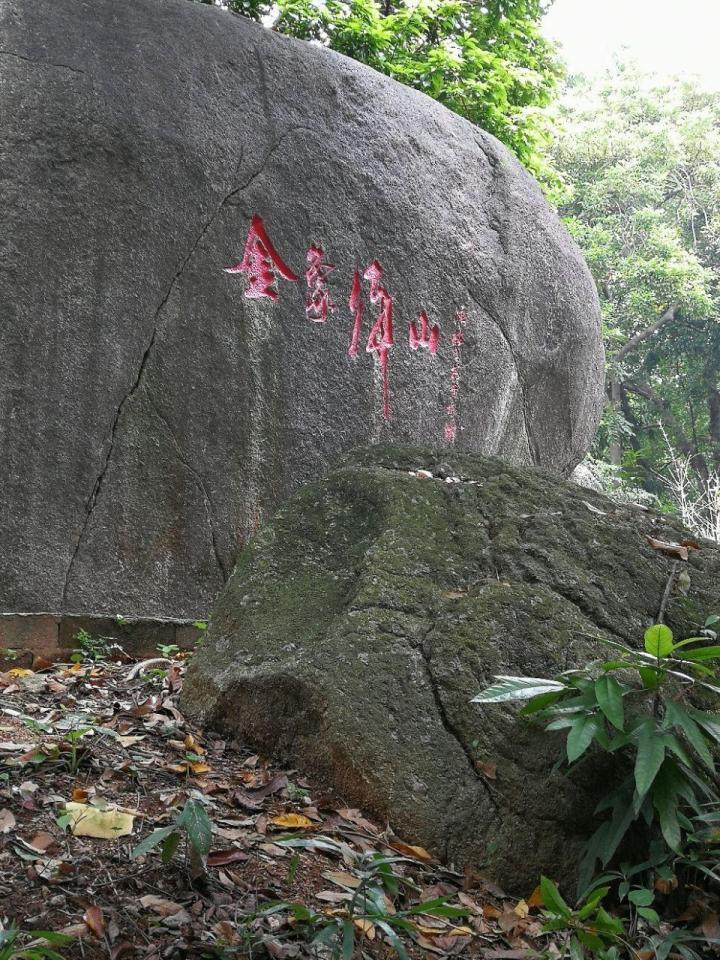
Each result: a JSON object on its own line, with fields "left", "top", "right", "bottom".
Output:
{"left": 0, "top": 653, "right": 709, "bottom": 959}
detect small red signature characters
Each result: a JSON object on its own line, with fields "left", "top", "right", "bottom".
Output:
{"left": 409, "top": 310, "right": 440, "bottom": 355}
{"left": 224, "top": 214, "right": 299, "bottom": 301}
{"left": 363, "top": 260, "right": 395, "bottom": 420}
{"left": 305, "top": 244, "right": 336, "bottom": 322}
{"left": 444, "top": 307, "right": 467, "bottom": 442}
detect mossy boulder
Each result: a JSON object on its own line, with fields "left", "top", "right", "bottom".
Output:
{"left": 181, "top": 446, "right": 720, "bottom": 891}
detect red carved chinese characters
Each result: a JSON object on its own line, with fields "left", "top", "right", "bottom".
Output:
{"left": 409, "top": 310, "right": 440, "bottom": 354}
{"left": 224, "top": 214, "right": 299, "bottom": 301}
{"left": 444, "top": 307, "right": 467, "bottom": 442}
{"left": 363, "top": 260, "right": 394, "bottom": 420}
{"left": 347, "top": 270, "right": 363, "bottom": 358}
{"left": 305, "top": 244, "right": 336, "bottom": 322}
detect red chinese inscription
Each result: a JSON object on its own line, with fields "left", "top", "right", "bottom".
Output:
{"left": 444, "top": 307, "right": 467, "bottom": 442}
{"left": 409, "top": 310, "right": 440, "bottom": 354}
{"left": 224, "top": 214, "right": 299, "bottom": 302}
{"left": 363, "top": 260, "right": 394, "bottom": 421}
{"left": 347, "top": 270, "right": 364, "bottom": 358}
{"left": 305, "top": 244, "right": 336, "bottom": 322}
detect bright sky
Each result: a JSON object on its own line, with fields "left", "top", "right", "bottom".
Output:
{"left": 543, "top": 0, "right": 720, "bottom": 90}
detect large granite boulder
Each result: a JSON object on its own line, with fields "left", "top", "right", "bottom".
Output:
{"left": 0, "top": 0, "right": 603, "bottom": 619}
{"left": 181, "top": 446, "right": 720, "bottom": 891}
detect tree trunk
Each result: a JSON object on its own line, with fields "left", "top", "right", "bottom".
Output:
{"left": 609, "top": 378, "right": 623, "bottom": 467}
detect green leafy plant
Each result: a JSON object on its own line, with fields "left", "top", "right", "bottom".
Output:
{"left": 473, "top": 621, "right": 720, "bottom": 894}
{"left": 156, "top": 643, "right": 179, "bottom": 658}
{"left": 71, "top": 628, "right": 122, "bottom": 663}
{"left": 19, "top": 712, "right": 116, "bottom": 775}
{"left": 131, "top": 798, "right": 212, "bottom": 878}
{"left": 0, "top": 928, "right": 73, "bottom": 960}
{"left": 538, "top": 876, "right": 625, "bottom": 959}
{"left": 248, "top": 842, "right": 467, "bottom": 959}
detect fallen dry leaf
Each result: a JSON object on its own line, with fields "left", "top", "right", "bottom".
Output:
{"left": 353, "top": 918, "right": 376, "bottom": 939}
{"left": 646, "top": 536, "right": 692, "bottom": 560}
{"left": 514, "top": 899, "right": 529, "bottom": 919}
{"left": 323, "top": 870, "right": 362, "bottom": 889}
{"left": 117, "top": 735, "right": 145, "bottom": 747}
{"left": 0, "top": 808, "right": 16, "bottom": 833}
{"left": 31, "top": 656, "right": 53, "bottom": 671}
{"left": 389, "top": 839, "right": 434, "bottom": 862}
{"left": 527, "top": 885, "right": 543, "bottom": 908}
{"left": 64, "top": 802, "right": 134, "bottom": 839}
{"left": 184, "top": 733, "right": 205, "bottom": 755}
{"left": 207, "top": 848, "right": 250, "bottom": 866}
{"left": 26, "top": 831, "right": 55, "bottom": 852}
{"left": 476, "top": 760, "right": 497, "bottom": 779}
{"left": 316, "top": 890, "right": 352, "bottom": 903}
{"left": 270, "top": 813, "right": 314, "bottom": 829}
{"left": 140, "top": 894, "right": 186, "bottom": 917}
{"left": 84, "top": 905, "right": 105, "bottom": 938}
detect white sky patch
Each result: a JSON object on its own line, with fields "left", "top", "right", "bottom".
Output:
{"left": 543, "top": 0, "right": 720, "bottom": 89}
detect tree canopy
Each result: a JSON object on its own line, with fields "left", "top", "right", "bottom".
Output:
{"left": 552, "top": 64, "right": 720, "bottom": 525}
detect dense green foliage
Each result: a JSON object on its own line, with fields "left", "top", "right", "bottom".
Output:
{"left": 191, "top": 0, "right": 562, "bottom": 181}
{"left": 475, "top": 615, "right": 720, "bottom": 957}
{"left": 552, "top": 67, "right": 720, "bottom": 520}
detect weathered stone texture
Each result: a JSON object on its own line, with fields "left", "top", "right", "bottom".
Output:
{"left": 181, "top": 447, "right": 720, "bottom": 890}
{"left": 0, "top": 0, "right": 603, "bottom": 617}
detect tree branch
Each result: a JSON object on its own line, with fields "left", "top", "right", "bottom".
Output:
{"left": 614, "top": 306, "right": 677, "bottom": 362}
{"left": 624, "top": 379, "right": 710, "bottom": 486}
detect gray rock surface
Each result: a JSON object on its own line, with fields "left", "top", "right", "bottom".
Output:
{"left": 0, "top": 0, "right": 603, "bottom": 618}
{"left": 181, "top": 446, "right": 720, "bottom": 891}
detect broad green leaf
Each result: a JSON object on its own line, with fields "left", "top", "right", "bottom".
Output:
{"left": 567, "top": 715, "right": 596, "bottom": 763}
{"left": 634, "top": 722, "right": 665, "bottom": 798}
{"left": 342, "top": 918, "right": 354, "bottom": 960}
{"left": 407, "top": 897, "right": 467, "bottom": 917}
{"left": 644, "top": 624, "right": 673, "bottom": 658}
{"left": 594, "top": 676, "right": 624, "bottom": 730}
{"left": 670, "top": 636, "right": 707, "bottom": 651}
{"left": 639, "top": 667, "right": 661, "bottom": 689}
{"left": 688, "top": 708, "right": 720, "bottom": 745}
{"left": 130, "top": 825, "right": 174, "bottom": 859}
{"left": 677, "top": 645, "right": 720, "bottom": 661}
{"left": 539, "top": 876, "right": 571, "bottom": 918}
{"left": 577, "top": 886, "right": 610, "bottom": 919}
{"left": 636, "top": 907, "right": 661, "bottom": 923}
{"left": 519, "top": 690, "right": 562, "bottom": 715}
{"left": 595, "top": 906, "right": 625, "bottom": 936}
{"left": 577, "top": 930, "right": 605, "bottom": 952}
{"left": 177, "top": 799, "right": 212, "bottom": 856}
{"left": 471, "top": 676, "right": 565, "bottom": 703}
{"left": 569, "top": 937, "right": 584, "bottom": 960}
{"left": 26, "top": 933, "right": 74, "bottom": 946}
{"left": 652, "top": 768, "right": 682, "bottom": 852}
{"left": 661, "top": 734, "right": 692, "bottom": 768}
{"left": 375, "top": 920, "right": 409, "bottom": 960}
{"left": 628, "top": 888, "right": 654, "bottom": 906}
{"left": 161, "top": 830, "right": 181, "bottom": 864}
{"left": 600, "top": 798, "right": 638, "bottom": 866}
{"left": 666, "top": 704, "right": 714, "bottom": 769}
